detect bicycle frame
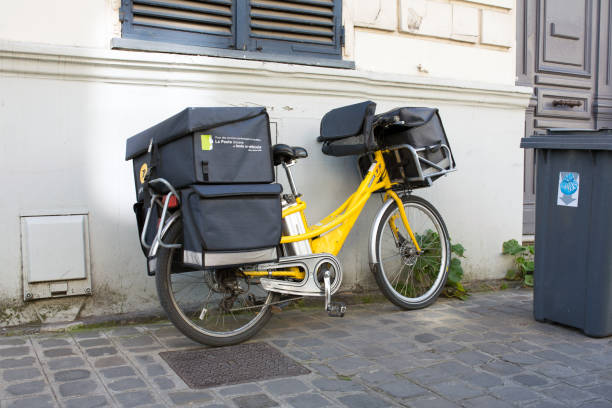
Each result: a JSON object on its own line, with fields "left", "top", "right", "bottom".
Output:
{"left": 145, "top": 150, "right": 423, "bottom": 279}
{"left": 281, "top": 150, "right": 421, "bottom": 256}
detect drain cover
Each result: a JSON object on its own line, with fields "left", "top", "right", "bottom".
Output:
{"left": 159, "top": 342, "right": 310, "bottom": 388}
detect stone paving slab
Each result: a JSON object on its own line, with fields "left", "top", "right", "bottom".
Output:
{"left": 0, "top": 289, "right": 611, "bottom": 407}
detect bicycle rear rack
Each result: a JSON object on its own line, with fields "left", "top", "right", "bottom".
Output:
{"left": 140, "top": 178, "right": 181, "bottom": 250}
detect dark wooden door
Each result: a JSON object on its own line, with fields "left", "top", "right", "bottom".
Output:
{"left": 517, "top": 0, "right": 612, "bottom": 235}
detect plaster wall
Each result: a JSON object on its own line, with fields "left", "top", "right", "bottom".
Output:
{"left": 347, "top": 0, "right": 517, "bottom": 84}
{"left": 0, "top": 0, "right": 120, "bottom": 48}
{"left": 0, "top": 42, "right": 530, "bottom": 323}
{"left": 0, "top": 0, "right": 516, "bottom": 85}
{"left": 0, "top": 0, "right": 529, "bottom": 324}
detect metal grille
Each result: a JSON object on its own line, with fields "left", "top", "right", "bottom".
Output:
{"left": 250, "top": 0, "right": 335, "bottom": 44}
{"left": 132, "top": 0, "right": 233, "bottom": 36}
{"left": 159, "top": 342, "right": 310, "bottom": 388}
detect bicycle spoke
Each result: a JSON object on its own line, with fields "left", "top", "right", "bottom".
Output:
{"left": 389, "top": 266, "right": 404, "bottom": 287}
{"left": 378, "top": 199, "right": 449, "bottom": 306}
{"left": 381, "top": 253, "right": 402, "bottom": 262}
{"left": 156, "top": 220, "right": 276, "bottom": 346}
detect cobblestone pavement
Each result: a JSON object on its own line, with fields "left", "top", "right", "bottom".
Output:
{"left": 1, "top": 289, "right": 611, "bottom": 408}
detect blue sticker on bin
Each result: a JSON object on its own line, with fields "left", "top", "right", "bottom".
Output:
{"left": 557, "top": 172, "right": 579, "bottom": 207}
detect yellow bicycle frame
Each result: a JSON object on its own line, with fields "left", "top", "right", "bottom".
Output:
{"left": 281, "top": 151, "right": 421, "bottom": 256}
{"left": 243, "top": 151, "right": 420, "bottom": 280}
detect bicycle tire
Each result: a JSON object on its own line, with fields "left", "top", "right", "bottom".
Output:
{"left": 372, "top": 195, "right": 450, "bottom": 310}
{"left": 155, "top": 218, "right": 275, "bottom": 347}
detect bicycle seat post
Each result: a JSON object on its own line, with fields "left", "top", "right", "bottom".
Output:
{"left": 282, "top": 161, "right": 299, "bottom": 197}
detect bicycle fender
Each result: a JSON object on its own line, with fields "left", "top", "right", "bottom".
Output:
{"left": 368, "top": 197, "right": 399, "bottom": 271}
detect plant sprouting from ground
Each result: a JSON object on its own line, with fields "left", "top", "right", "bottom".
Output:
{"left": 443, "top": 242, "right": 469, "bottom": 300}
{"left": 502, "top": 239, "right": 534, "bottom": 287}
{"left": 391, "top": 230, "right": 469, "bottom": 300}
{"left": 413, "top": 231, "right": 468, "bottom": 300}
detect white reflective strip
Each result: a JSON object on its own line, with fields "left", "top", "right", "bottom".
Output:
{"left": 183, "top": 250, "right": 202, "bottom": 266}
{"left": 204, "top": 247, "right": 278, "bottom": 267}
{"left": 148, "top": 258, "right": 156, "bottom": 274}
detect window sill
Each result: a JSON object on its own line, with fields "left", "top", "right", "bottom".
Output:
{"left": 111, "top": 38, "right": 355, "bottom": 70}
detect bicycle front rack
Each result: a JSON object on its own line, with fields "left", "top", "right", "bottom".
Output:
{"left": 387, "top": 143, "right": 456, "bottom": 185}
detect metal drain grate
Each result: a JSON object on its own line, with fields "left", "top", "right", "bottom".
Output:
{"left": 159, "top": 342, "right": 310, "bottom": 389}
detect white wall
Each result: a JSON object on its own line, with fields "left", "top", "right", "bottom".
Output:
{"left": 0, "top": 0, "right": 119, "bottom": 48}
{"left": 0, "top": 0, "right": 530, "bottom": 324}
{"left": 346, "top": 0, "right": 517, "bottom": 85}
{"left": 354, "top": 31, "right": 516, "bottom": 85}
{"left": 0, "top": 41, "right": 530, "bottom": 324}
{"left": 0, "top": 0, "right": 516, "bottom": 85}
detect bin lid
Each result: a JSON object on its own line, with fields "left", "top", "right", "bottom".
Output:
{"left": 125, "top": 107, "right": 267, "bottom": 160}
{"left": 521, "top": 129, "right": 612, "bottom": 150}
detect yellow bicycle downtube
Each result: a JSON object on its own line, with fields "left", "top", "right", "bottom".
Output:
{"left": 386, "top": 190, "right": 421, "bottom": 253}
{"left": 280, "top": 189, "right": 371, "bottom": 244}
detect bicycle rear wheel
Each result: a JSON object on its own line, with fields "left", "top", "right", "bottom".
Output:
{"left": 372, "top": 195, "right": 450, "bottom": 309}
{"left": 155, "top": 218, "right": 275, "bottom": 346}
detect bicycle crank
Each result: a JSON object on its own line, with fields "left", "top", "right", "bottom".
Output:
{"left": 323, "top": 269, "right": 346, "bottom": 317}
{"left": 257, "top": 253, "right": 344, "bottom": 316}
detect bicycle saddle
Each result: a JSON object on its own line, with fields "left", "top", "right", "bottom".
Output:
{"left": 273, "top": 144, "right": 308, "bottom": 166}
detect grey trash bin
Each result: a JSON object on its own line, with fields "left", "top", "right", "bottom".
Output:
{"left": 521, "top": 129, "right": 612, "bottom": 337}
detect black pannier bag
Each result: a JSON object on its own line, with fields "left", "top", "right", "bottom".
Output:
{"left": 181, "top": 183, "right": 282, "bottom": 268}
{"left": 125, "top": 107, "right": 274, "bottom": 200}
{"left": 318, "top": 100, "right": 377, "bottom": 157}
{"left": 359, "top": 107, "right": 454, "bottom": 187}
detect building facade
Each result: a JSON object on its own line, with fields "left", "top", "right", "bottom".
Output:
{"left": 0, "top": 0, "right": 531, "bottom": 325}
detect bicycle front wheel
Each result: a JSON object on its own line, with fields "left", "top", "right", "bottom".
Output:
{"left": 373, "top": 195, "right": 450, "bottom": 310}
{"left": 155, "top": 218, "right": 275, "bottom": 347}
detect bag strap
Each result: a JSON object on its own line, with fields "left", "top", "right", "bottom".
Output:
{"left": 363, "top": 103, "right": 378, "bottom": 151}
{"left": 146, "top": 139, "right": 160, "bottom": 181}
{"left": 142, "top": 139, "right": 160, "bottom": 207}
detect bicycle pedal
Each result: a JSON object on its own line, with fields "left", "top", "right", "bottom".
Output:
{"left": 327, "top": 302, "right": 346, "bottom": 317}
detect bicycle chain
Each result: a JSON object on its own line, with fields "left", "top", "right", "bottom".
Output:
{"left": 229, "top": 296, "right": 305, "bottom": 312}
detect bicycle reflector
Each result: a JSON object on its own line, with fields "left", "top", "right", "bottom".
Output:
{"left": 164, "top": 194, "right": 179, "bottom": 209}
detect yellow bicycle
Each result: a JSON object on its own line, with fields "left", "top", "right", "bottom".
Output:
{"left": 151, "top": 102, "right": 456, "bottom": 346}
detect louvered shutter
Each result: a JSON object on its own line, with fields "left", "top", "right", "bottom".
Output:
{"left": 121, "top": 0, "right": 235, "bottom": 49}
{"left": 247, "top": 0, "right": 342, "bottom": 58}
{"left": 121, "top": 0, "right": 343, "bottom": 60}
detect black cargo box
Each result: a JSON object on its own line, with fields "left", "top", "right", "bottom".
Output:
{"left": 359, "top": 107, "right": 454, "bottom": 187}
{"left": 376, "top": 107, "right": 452, "bottom": 170}
{"left": 125, "top": 107, "right": 274, "bottom": 198}
{"left": 318, "top": 100, "right": 377, "bottom": 157}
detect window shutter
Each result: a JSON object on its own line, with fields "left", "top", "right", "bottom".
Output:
{"left": 121, "top": 0, "right": 345, "bottom": 62}
{"left": 247, "top": 0, "right": 342, "bottom": 58}
{"left": 122, "top": 0, "right": 235, "bottom": 49}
